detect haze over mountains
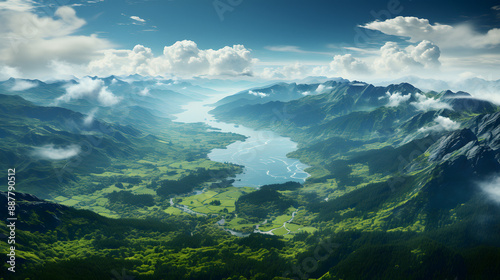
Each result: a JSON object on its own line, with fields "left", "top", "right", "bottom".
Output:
{"left": 2, "top": 74, "right": 500, "bottom": 279}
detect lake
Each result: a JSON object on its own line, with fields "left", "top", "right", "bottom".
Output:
{"left": 174, "top": 95, "right": 310, "bottom": 188}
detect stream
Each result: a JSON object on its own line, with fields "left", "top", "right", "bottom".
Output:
{"left": 172, "top": 94, "right": 310, "bottom": 236}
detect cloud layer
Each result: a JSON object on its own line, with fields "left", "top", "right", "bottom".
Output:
{"left": 10, "top": 79, "right": 38, "bottom": 91}
{"left": 89, "top": 40, "right": 255, "bottom": 78}
{"left": 383, "top": 91, "right": 412, "bottom": 107}
{"left": 32, "top": 144, "right": 81, "bottom": 160}
{"left": 0, "top": 4, "right": 253, "bottom": 79}
{"left": 307, "top": 40, "right": 441, "bottom": 80}
{"left": 410, "top": 93, "right": 452, "bottom": 111}
{"left": 330, "top": 54, "right": 370, "bottom": 76}
{"left": 57, "top": 77, "right": 121, "bottom": 106}
{"left": 0, "top": 4, "right": 112, "bottom": 77}
{"left": 418, "top": 116, "right": 460, "bottom": 134}
{"left": 361, "top": 16, "right": 500, "bottom": 49}
{"left": 478, "top": 176, "right": 500, "bottom": 204}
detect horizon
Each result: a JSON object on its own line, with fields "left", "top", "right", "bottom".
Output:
{"left": 0, "top": 0, "right": 499, "bottom": 83}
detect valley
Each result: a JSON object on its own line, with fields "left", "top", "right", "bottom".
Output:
{"left": 1, "top": 76, "right": 500, "bottom": 279}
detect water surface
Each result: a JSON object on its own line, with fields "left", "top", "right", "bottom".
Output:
{"left": 174, "top": 95, "right": 310, "bottom": 188}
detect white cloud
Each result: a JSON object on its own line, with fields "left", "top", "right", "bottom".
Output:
{"left": 407, "top": 40, "right": 441, "bottom": 67}
{"left": 260, "top": 63, "right": 309, "bottom": 80}
{"left": 330, "top": 54, "right": 370, "bottom": 75}
{"left": 316, "top": 84, "right": 332, "bottom": 93}
{"left": 83, "top": 108, "right": 98, "bottom": 126}
{"left": 418, "top": 116, "right": 460, "bottom": 134}
{"left": 308, "top": 40, "right": 441, "bottom": 79}
{"left": 48, "top": 60, "right": 89, "bottom": 80}
{"left": 382, "top": 91, "right": 411, "bottom": 107}
{"left": 88, "top": 40, "right": 255, "bottom": 78}
{"left": 0, "top": 5, "right": 112, "bottom": 78}
{"left": 139, "top": 87, "right": 150, "bottom": 96}
{"left": 0, "top": 0, "right": 36, "bottom": 12}
{"left": 411, "top": 93, "right": 452, "bottom": 111}
{"left": 248, "top": 90, "right": 268, "bottom": 98}
{"left": 361, "top": 16, "right": 500, "bottom": 49}
{"left": 57, "top": 77, "right": 121, "bottom": 106}
{"left": 10, "top": 79, "right": 38, "bottom": 91}
{"left": 478, "top": 176, "right": 500, "bottom": 204}
{"left": 32, "top": 144, "right": 81, "bottom": 160}
{"left": 0, "top": 65, "right": 21, "bottom": 80}
{"left": 374, "top": 41, "right": 440, "bottom": 73}
{"left": 130, "top": 16, "right": 146, "bottom": 23}
{"left": 265, "top": 45, "right": 334, "bottom": 56}
{"left": 301, "top": 91, "right": 310, "bottom": 96}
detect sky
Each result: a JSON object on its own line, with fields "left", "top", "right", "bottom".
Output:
{"left": 0, "top": 0, "right": 499, "bottom": 82}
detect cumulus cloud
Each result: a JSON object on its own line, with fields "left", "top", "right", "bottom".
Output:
{"left": 10, "top": 79, "right": 38, "bottom": 91}
{"left": 304, "top": 40, "right": 441, "bottom": 80}
{"left": 88, "top": 40, "right": 255, "bottom": 78}
{"left": 374, "top": 41, "right": 440, "bottom": 73}
{"left": 248, "top": 90, "right": 268, "bottom": 98}
{"left": 418, "top": 116, "right": 460, "bottom": 134}
{"left": 382, "top": 91, "right": 412, "bottom": 107}
{"left": 57, "top": 77, "right": 121, "bottom": 106}
{"left": 330, "top": 54, "right": 370, "bottom": 75}
{"left": 411, "top": 93, "right": 452, "bottom": 111}
{"left": 361, "top": 16, "right": 500, "bottom": 49}
{"left": 0, "top": 4, "right": 112, "bottom": 77}
{"left": 301, "top": 91, "right": 310, "bottom": 96}
{"left": 31, "top": 144, "right": 81, "bottom": 160}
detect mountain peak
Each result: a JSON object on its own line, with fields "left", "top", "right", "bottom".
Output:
{"left": 441, "top": 90, "right": 471, "bottom": 99}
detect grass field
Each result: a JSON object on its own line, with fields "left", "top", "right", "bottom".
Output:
{"left": 179, "top": 187, "right": 254, "bottom": 214}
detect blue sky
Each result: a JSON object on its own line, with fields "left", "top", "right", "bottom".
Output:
{"left": 0, "top": 0, "right": 499, "bottom": 81}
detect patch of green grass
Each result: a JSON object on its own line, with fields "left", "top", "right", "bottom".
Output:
{"left": 297, "top": 227, "right": 317, "bottom": 233}
{"left": 272, "top": 227, "right": 289, "bottom": 236}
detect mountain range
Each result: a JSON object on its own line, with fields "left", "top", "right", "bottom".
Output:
{"left": 1, "top": 76, "right": 500, "bottom": 279}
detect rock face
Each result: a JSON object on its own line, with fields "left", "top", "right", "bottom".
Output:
{"left": 426, "top": 125, "right": 500, "bottom": 178}
{"left": 471, "top": 112, "right": 500, "bottom": 150}
{"left": 428, "top": 129, "right": 478, "bottom": 162}
{"left": 465, "top": 145, "right": 500, "bottom": 175}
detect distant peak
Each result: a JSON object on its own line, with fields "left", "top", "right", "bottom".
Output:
{"left": 441, "top": 90, "right": 471, "bottom": 99}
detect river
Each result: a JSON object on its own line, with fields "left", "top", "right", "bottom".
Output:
{"left": 174, "top": 94, "right": 310, "bottom": 188}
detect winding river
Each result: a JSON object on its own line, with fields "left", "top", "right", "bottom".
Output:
{"left": 174, "top": 94, "right": 310, "bottom": 188}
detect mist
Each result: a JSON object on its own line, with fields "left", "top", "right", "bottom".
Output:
{"left": 31, "top": 144, "right": 81, "bottom": 160}
{"left": 478, "top": 176, "right": 500, "bottom": 204}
